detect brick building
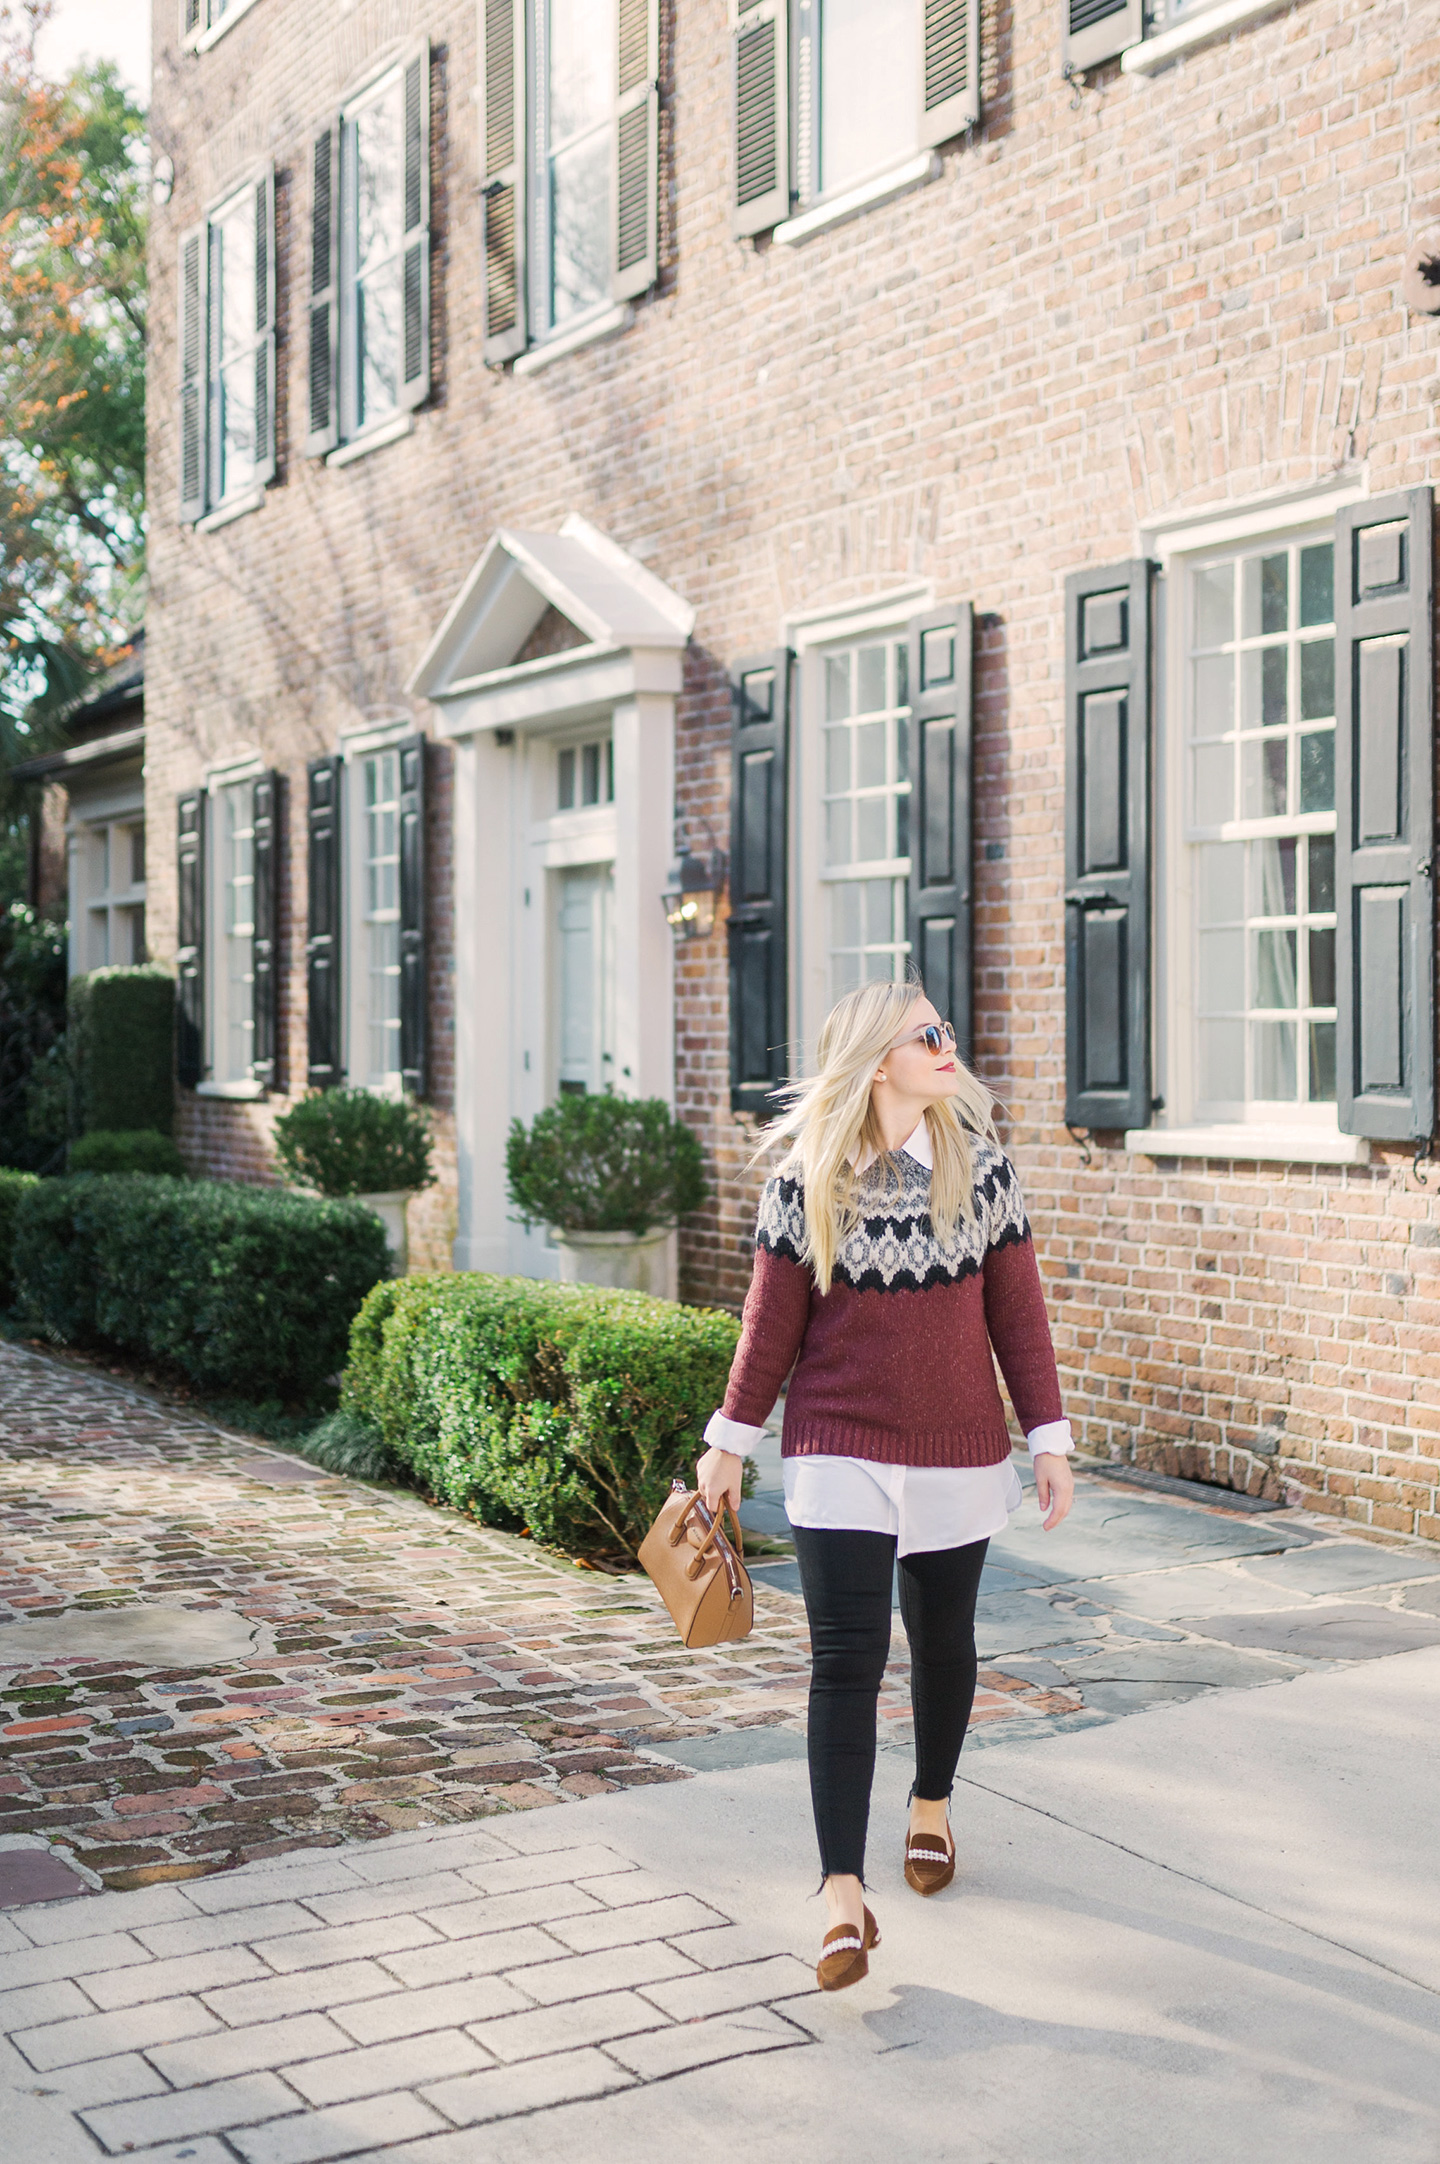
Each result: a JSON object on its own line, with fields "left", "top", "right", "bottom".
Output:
{"left": 148, "top": 0, "right": 1440, "bottom": 1534}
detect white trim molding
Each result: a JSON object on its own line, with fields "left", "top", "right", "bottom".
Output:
{"left": 190, "top": 0, "right": 264, "bottom": 54}
{"left": 1123, "top": 0, "right": 1298, "bottom": 74}
{"left": 327, "top": 413, "right": 415, "bottom": 468}
{"left": 1125, "top": 1125, "right": 1370, "bottom": 1165}
{"left": 513, "top": 304, "right": 634, "bottom": 376}
{"left": 196, "top": 487, "right": 265, "bottom": 534}
{"left": 774, "top": 152, "right": 940, "bottom": 247}
{"left": 196, "top": 1078, "right": 267, "bottom": 1101}
{"left": 1142, "top": 474, "right": 1366, "bottom": 561}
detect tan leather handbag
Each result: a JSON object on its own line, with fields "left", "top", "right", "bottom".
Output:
{"left": 638, "top": 1478, "right": 754, "bottom": 1647}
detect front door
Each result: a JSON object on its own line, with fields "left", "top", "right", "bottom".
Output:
{"left": 556, "top": 862, "right": 616, "bottom": 1094}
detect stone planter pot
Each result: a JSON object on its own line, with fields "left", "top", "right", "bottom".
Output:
{"left": 552, "top": 1226, "right": 670, "bottom": 1295}
{"left": 356, "top": 1189, "right": 413, "bottom": 1275}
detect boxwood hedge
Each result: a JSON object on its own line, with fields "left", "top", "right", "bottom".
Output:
{"left": 340, "top": 1273, "right": 741, "bottom": 1560}
{"left": 14, "top": 1175, "right": 389, "bottom": 1399}
{"left": 0, "top": 1169, "right": 39, "bottom": 1304}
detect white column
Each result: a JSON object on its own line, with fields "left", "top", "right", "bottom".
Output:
{"left": 451, "top": 724, "right": 514, "bottom": 1272}
{"left": 611, "top": 689, "right": 675, "bottom": 1106}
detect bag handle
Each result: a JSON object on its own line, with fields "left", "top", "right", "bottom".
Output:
{"left": 669, "top": 1486, "right": 747, "bottom": 1600}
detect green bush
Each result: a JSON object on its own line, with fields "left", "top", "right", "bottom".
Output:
{"left": 0, "top": 904, "right": 67, "bottom": 1173}
{"left": 341, "top": 1273, "right": 740, "bottom": 1560}
{"left": 273, "top": 1088, "right": 435, "bottom": 1198}
{"left": 506, "top": 1094, "right": 706, "bottom": 1235}
{"left": 69, "top": 1130, "right": 187, "bottom": 1177}
{"left": 0, "top": 1169, "right": 40, "bottom": 1304}
{"left": 68, "top": 967, "right": 175, "bottom": 1137}
{"left": 13, "top": 1176, "right": 389, "bottom": 1399}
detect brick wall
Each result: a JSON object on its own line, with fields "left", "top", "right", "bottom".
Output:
{"left": 148, "top": 0, "right": 1440, "bottom": 1533}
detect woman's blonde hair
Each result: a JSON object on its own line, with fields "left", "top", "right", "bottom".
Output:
{"left": 761, "top": 980, "right": 997, "bottom": 1295}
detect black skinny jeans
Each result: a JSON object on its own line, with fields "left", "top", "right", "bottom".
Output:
{"left": 792, "top": 1527, "right": 988, "bottom": 1881}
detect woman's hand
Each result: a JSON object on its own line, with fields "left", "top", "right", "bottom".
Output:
{"left": 1035, "top": 1452, "right": 1074, "bottom": 1531}
{"left": 696, "top": 1446, "right": 745, "bottom": 1517}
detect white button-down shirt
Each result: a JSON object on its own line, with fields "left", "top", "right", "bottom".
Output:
{"left": 704, "top": 1119, "right": 1073, "bottom": 1557}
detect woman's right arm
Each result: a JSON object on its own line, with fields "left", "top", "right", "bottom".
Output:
{"left": 696, "top": 1242, "right": 812, "bottom": 1513}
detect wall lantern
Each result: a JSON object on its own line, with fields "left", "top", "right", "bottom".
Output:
{"left": 662, "top": 828, "right": 727, "bottom": 940}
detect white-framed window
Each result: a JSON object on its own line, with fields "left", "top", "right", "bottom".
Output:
{"left": 307, "top": 50, "right": 430, "bottom": 457}
{"left": 182, "top": 0, "right": 263, "bottom": 52}
{"left": 1170, "top": 527, "right": 1338, "bottom": 1124}
{"left": 534, "top": 0, "right": 615, "bottom": 335}
{"left": 817, "top": 632, "right": 913, "bottom": 1001}
{"left": 211, "top": 777, "right": 257, "bottom": 1086}
{"left": 556, "top": 732, "right": 615, "bottom": 811}
{"left": 351, "top": 748, "right": 404, "bottom": 1091}
{"left": 799, "top": 0, "right": 921, "bottom": 200}
{"left": 177, "top": 170, "right": 275, "bottom": 525}
{"left": 70, "top": 818, "right": 146, "bottom": 975}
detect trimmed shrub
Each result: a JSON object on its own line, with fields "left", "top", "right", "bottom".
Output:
{"left": 273, "top": 1087, "right": 435, "bottom": 1197}
{"left": 0, "top": 904, "right": 67, "bottom": 1173}
{"left": 69, "top": 1130, "right": 187, "bottom": 1177}
{"left": 68, "top": 967, "right": 175, "bottom": 1137}
{"left": 0, "top": 1169, "right": 40, "bottom": 1304}
{"left": 13, "top": 1176, "right": 389, "bottom": 1399}
{"left": 506, "top": 1094, "right": 706, "bottom": 1235}
{"left": 341, "top": 1273, "right": 741, "bottom": 1560}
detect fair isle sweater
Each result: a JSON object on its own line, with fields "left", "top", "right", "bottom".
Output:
{"left": 719, "top": 1137, "right": 1064, "bottom": 1469}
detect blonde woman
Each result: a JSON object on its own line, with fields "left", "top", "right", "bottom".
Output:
{"left": 697, "top": 980, "right": 1075, "bottom": 1991}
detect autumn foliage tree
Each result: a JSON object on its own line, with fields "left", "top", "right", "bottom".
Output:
{"left": 0, "top": 0, "right": 145, "bottom": 900}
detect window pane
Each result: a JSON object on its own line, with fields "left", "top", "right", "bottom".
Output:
{"left": 557, "top": 747, "right": 575, "bottom": 809}
{"left": 1198, "top": 842, "right": 1244, "bottom": 924}
{"left": 218, "top": 356, "right": 256, "bottom": 498}
{"left": 582, "top": 742, "right": 601, "bottom": 805}
{"left": 1308, "top": 1021, "right": 1336, "bottom": 1102}
{"left": 1242, "top": 551, "right": 1289, "bottom": 637}
{"left": 355, "top": 82, "right": 403, "bottom": 276}
{"left": 854, "top": 720, "right": 886, "bottom": 790}
{"left": 825, "top": 799, "right": 851, "bottom": 866}
{"left": 214, "top": 198, "right": 255, "bottom": 364}
{"left": 1299, "top": 638, "right": 1334, "bottom": 721}
{"left": 1241, "top": 736, "right": 1287, "bottom": 819}
{"left": 1193, "top": 563, "right": 1233, "bottom": 647}
{"left": 825, "top": 726, "right": 850, "bottom": 794}
{"left": 1250, "top": 836, "right": 1296, "bottom": 919}
{"left": 819, "top": 0, "right": 918, "bottom": 193}
{"left": 1200, "top": 1019, "right": 1245, "bottom": 1101}
{"left": 1199, "top": 928, "right": 1244, "bottom": 1012}
{"left": 551, "top": 131, "right": 610, "bottom": 323}
{"left": 854, "top": 794, "right": 888, "bottom": 863}
{"left": 129, "top": 824, "right": 146, "bottom": 886}
{"left": 1299, "top": 729, "right": 1334, "bottom": 814}
{"left": 825, "top": 654, "right": 851, "bottom": 721}
{"left": 1308, "top": 834, "right": 1335, "bottom": 912}
{"left": 549, "top": 0, "right": 614, "bottom": 140}
{"left": 1299, "top": 543, "right": 1334, "bottom": 627}
{"left": 894, "top": 713, "right": 909, "bottom": 784}
{"left": 357, "top": 261, "right": 401, "bottom": 423}
{"left": 1253, "top": 1020, "right": 1296, "bottom": 1099}
{"left": 856, "top": 643, "right": 887, "bottom": 716}
{"left": 1308, "top": 926, "right": 1336, "bottom": 1008}
{"left": 1253, "top": 927, "right": 1297, "bottom": 1009}
{"left": 831, "top": 881, "right": 862, "bottom": 949}
{"left": 1241, "top": 645, "right": 1288, "bottom": 730}
{"left": 1192, "top": 653, "right": 1233, "bottom": 738}
{"left": 1194, "top": 742, "right": 1232, "bottom": 825}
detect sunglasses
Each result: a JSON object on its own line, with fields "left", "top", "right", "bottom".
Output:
{"left": 890, "top": 1020, "right": 957, "bottom": 1056}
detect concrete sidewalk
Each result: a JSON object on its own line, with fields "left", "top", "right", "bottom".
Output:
{"left": 3, "top": 1646, "right": 1437, "bottom": 2163}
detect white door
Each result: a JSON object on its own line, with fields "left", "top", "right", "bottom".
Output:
{"left": 555, "top": 863, "right": 616, "bottom": 1094}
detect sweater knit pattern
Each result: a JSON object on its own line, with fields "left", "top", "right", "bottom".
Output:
{"left": 755, "top": 1140, "right": 1027, "bottom": 1294}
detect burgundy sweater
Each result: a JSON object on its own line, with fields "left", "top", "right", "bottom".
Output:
{"left": 720, "top": 1139, "right": 1063, "bottom": 1469}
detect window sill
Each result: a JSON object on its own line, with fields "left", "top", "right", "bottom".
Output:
{"left": 513, "top": 303, "right": 634, "bottom": 376}
{"left": 190, "top": 0, "right": 263, "bottom": 54}
{"left": 1124, "top": 1124, "right": 1370, "bottom": 1166}
{"left": 1121, "top": 0, "right": 1294, "bottom": 74}
{"left": 773, "top": 152, "right": 941, "bottom": 248}
{"left": 327, "top": 413, "right": 415, "bottom": 468}
{"left": 195, "top": 488, "right": 264, "bottom": 534}
{"left": 195, "top": 1078, "right": 266, "bottom": 1101}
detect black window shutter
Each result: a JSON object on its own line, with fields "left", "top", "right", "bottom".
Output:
{"left": 482, "top": 0, "right": 527, "bottom": 363}
{"left": 1335, "top": 487, "right": 1435, "bottom": 1143}
{"left": 906, "top": 607, "right": 974, "bottom": 1057}
{"left": 251, "top": 769, "right": 280, "bottom": 1089}
{"left": 306, "top": 126, "right": 340, "bottom": 456}
{"left": 398, "top": 734, "right": 428, "bottom": 1097}
{"left": 306, "top": 755, "right": 344, "bottom": 1088}
{"left": 177, "top": 224, "right": 207, "bottom": 523}
{"left": 728, "top": 651, "right": 791, "bottom": 1115}
{"left": 612, "top": 0, "right": 659, "bottom": 302}
{"left": 1064, "top": 0, "right": 1142, "bottom": 72}
{"left": 253, "top": 169, "right": 277, "bottom": 487}
{"left": 176, "top": 792, "right": 206, "bottom": 1088}
{"left": 399, "top": 46, "right": 431, "bottom": 410}
{"left": 1064, "top": 560, "right": 1153, "bottom": 1131}
{"left": 731, "top": 0, "right": 789, "bottom": 239}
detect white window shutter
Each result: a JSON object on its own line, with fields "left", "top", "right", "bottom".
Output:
{"left": 1063, "top": 0, "right": 1143, "bottom": 73}
{"left": 177, "top": 222, "right": 208, "bottom": 523}
{"left": 612, "top": 0, "right": 659, "bottom": 303}
{"left": 400, "top": 44, "right": 431, "bottom": 411}
{"left": 919, "top": 0, "right": 979, "bottom": 147}
{"left": 731, "top": 0, "right": 788, "bottom": 239}
{"left": 481, "top": 0, "right": 527, "bottom": 364}
{"left": 306, "top": 125, "right": 340, "bottom": 456}
{"left": 253, "top": 168, "right": 277, "bottom": 487}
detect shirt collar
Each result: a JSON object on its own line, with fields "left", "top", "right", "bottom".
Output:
{"left": 853, "top": 1117, "right": 933, "bottom": 1174}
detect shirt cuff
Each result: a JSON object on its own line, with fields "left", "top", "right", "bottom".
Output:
{"left": 1025, "top": 1420, "right": 1074, "bottom": 1459}
{"left": 704, "top": 1410, "right": 770, "bottom": 1456}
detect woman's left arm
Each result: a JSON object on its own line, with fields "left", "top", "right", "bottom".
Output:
{"left": 982, "top": 1231, "right": 1075, "bottom": 1531}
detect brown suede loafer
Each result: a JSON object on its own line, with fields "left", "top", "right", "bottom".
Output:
{"left": 816, "top": 1903, "right": 880, "bottom": 1991}
{"left": 904, "top": 1823, "right": 956, "bottom": 1895}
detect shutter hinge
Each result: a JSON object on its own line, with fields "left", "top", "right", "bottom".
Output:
{"left": 1066, "top": 1123, "right": 1094, "bottom": 1167}
{"left": 1412, "top": 1135, "right": 1433, "bottom": 1187}
{"left": 1064, "top": 890, "right": 1123, "bottom": 910}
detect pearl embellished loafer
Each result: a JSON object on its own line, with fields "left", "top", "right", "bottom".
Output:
{"left": 904, "top": 1822, "right": 956, "bottom": 1895}
{"left": 816, "top": 1903, "right": 880, "bottom": 1990}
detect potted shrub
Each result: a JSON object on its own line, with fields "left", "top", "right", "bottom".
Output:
{"left": 505, "top": 1092, "right": 706, "bottom": 1293}
{"left": 272, "top": 1088, "right": 435, "bottom": 1272}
